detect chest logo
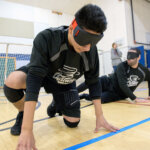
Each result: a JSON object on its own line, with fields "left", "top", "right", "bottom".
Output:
{"left": 53, "top": 65, "right": 80, "bottom": 84}
{"left": 127, "top": 75, "right": 140, "bottom": 87}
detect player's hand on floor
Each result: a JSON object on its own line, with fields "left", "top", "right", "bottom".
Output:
{"left": 135, "top": 98, "right": 150, "bottom": 103}
{"left": 94, "top": 115, "right": 120, "bottom": 133}
{"left": 16, "top": 130, "right": 37, "bottom": 150}
{"left": 145, "top": 96, "right": 150, "bottom": 100}
{"left": 126, "top": 98, "right": 150, "bottom": 103}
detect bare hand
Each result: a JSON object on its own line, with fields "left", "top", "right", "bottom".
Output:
{"left": 94, "top": 115, "right": 120, "bottom": 133}
{"left": 145, "top": 96, "right": 150, "bottom": 100}
{"left": 16, "top": 130, "right": 37, "bottom": 150}
{"left": 126, "top": 98, "right": 150, "bottom": 103}
{"left": 135, "top": 98, "right": 150, "bottom": 103}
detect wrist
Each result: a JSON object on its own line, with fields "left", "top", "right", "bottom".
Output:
{"left": 22, "top": 126, "right": 33, "bottom": 130}
{"left": 95, "top": 111, "right": 103, "bottom": 119}
{"left": 21, "top": 127, "right": 33, "bottom": 134}
{"left": 21, "top": 124, "right": 33, "bottom": 131}
{"left": 20, "top": 128, "right": 33, "bottom": 137}
{"left": 96, "top": 114, "right": 104, "bottom": 121}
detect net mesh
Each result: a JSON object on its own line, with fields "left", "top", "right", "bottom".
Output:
{"left": 0, "top": 43, "right": 32, "bottom": 88}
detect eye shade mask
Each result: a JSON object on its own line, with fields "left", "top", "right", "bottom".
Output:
{"left": 72, "top": 19, "right": 103, "bottom": 47}
{"left": 127, "top": 52, "right": 139, "bottom": 60}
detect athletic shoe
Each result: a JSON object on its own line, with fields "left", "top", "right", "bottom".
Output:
{"left": 47, "top": 100, "right": 62, "bottom": 117}
{"left": 79, "top": 93, "right": 91, "bottom": 101}
{"left": 11, "top": 111, "right": 23, "bottom": 135}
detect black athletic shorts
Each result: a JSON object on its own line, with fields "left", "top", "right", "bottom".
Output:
{"left": 16, "top": 66, "right": 80, "bottom": 118}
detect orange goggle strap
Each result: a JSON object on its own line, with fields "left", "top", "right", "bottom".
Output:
{"left": 72, "top": 19, "right": 80, "bottom": 37}
{"left": 72, "top": 19, "right": 78, "bottom": 30}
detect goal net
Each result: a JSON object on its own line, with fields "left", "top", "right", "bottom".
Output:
{"left": 0, "top": 43, "right": 32, "bottom": 88}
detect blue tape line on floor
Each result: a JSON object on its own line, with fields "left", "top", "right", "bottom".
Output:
{"left": 64, "top": 117, "right": 150, "bottom": 150}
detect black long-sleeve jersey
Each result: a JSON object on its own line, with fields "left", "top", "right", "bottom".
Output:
{"left": 25, "top": 26, "right": 101, "bottom": 101}
{"left": 109, "top": 61, "right": 150, "bottom": 100}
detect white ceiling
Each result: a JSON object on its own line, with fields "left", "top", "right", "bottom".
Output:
{"left": 6, "top": 0, "right": 94, "bottom": 15}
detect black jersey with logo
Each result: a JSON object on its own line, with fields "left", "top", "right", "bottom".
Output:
{"left": 109, "top": 61, "right": 150, "bottom": 100}
{"left": 25, "top": 26, "right": 100, "bottom": 101}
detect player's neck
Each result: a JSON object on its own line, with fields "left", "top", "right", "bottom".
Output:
{"left": 131, "top": 63, "right": 138, "bottom": 69}
{"left": 68, "top": 33, "right": 74, "bottom": 47}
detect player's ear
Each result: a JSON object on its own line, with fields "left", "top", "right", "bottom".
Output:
{"left": 68, "top": 24, "right": 73, "bottom": 34}
{"left": 138, "top": 55, "right": 141, "bottom": 61}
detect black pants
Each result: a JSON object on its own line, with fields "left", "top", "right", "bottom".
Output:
{"left": 43, "top": 77, "right": 80, "bottom": 117}
{"left": 77, "top": 75, "right": 126, "bottom": 103}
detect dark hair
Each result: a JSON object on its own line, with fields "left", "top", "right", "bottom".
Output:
{"left": 75, "top": 4, "right": 107, "bottom": 33}
{"left": 129, "top": 47, "right": 141, "bottom": 55}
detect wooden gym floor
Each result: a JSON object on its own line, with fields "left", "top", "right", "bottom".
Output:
{"left": 0, "top": 81, "right": 150, "bottom": 150}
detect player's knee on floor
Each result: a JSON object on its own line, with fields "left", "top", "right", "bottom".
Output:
{"left": 63, "top": 118, "right": 80, "bottom": 128}
{"left": 3, "top": 84, "right": 24, "bottom": 103}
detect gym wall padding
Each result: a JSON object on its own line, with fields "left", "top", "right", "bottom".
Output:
{"left": 136, "top": 46, "right": 145, "bottom": 66}
{"left": 146, "top": 50, "right": 150, "bottom": 69}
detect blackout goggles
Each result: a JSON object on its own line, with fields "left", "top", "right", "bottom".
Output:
{"left": 127, "top": 52, "right": 139, "bottom": 60}
{"left": 72, "top": 19, "right": 103, "bottom": 47}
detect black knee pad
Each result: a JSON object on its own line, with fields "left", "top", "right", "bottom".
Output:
{"left": 63, "top": 118, "right": 80, "bottom": 128}
{"left": 54, "top": 89, "right": 80, "bottom": 109}
{"left": 63, "top": 89, "right": 80, "bottom": 108}
{"left": 3, "top": 84, "right": 24, "bottom": 103}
